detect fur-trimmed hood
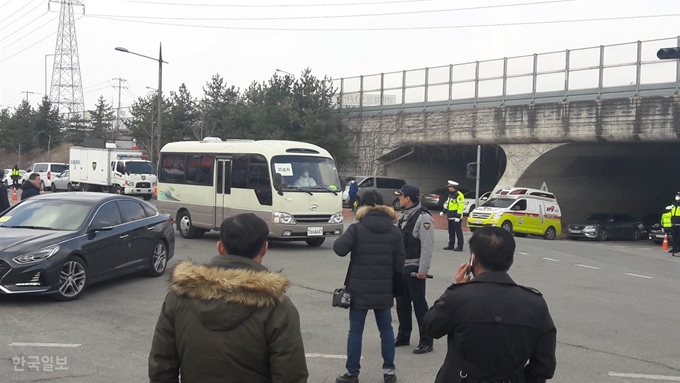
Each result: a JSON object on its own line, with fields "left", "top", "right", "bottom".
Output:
{"left": 355, "top": 205, "right": 397, "bottom": 233}
{"left": 168, "top": 258, "right": 290, "bottom": 331}
{"left": 355, "top": 205, "right": 396, "bottom": 221}
{"left": 170, "top": 260, "right": 289, "bottom": 306}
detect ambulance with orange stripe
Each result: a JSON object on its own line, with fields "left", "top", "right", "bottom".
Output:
{"left": 466, "top": 187, "right": 562, "bottom": 240}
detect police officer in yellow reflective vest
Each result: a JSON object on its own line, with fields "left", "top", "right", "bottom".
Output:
{"left": 441, "top": 180, "right": 465, "bottom": 251}
{"left": 670, "top": 192, "right": 680, "bottom": 256}
{"left": 661, "top": 206, "right": 672, "bottom": 232}
{"left": 10, "top": 165, "right": 21, "bottom": 188}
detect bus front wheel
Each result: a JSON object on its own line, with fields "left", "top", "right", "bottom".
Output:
{"left": 305, "top": 238, "right": 325, "bottom": 247}
{"left": 178, "top": 210, "right": 203, "bottom": 239}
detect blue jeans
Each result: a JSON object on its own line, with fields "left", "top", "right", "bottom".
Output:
{"left": 346, "top": 308, "right": 396, "bottom": 376}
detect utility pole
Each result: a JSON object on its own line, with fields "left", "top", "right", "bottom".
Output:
{"left": 112, "top": 77, "right": 127, "bottom": 132}
{"left": 23, "top": 91, "right": 39, "bottom": 101}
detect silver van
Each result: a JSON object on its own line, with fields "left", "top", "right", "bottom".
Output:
{"left": 345, "top": 175, "right": 406, "bottom": 210}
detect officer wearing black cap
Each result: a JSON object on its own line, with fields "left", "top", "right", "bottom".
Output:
{"left": 671, "top": 191, "right": 680, "bottom": 255}
{"left": 393, "top": 184, "right": 436, "bottom": 354}
{"left": 423, "top": 227, "right": 556, "bottom": 383}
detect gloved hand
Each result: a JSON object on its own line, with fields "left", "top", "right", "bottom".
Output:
{"left": 439, "top": 211, "right": 444, "bottom": 216}
{"left": 454, "top": 218, "right": 461, "bottom": 223}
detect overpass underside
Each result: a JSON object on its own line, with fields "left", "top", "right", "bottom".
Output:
{"left": 342, "top": 94, "right": 680, "bottom": 225}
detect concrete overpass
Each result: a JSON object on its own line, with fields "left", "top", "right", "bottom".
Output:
{"left": 337, "top": 36, "right": 680, "bottom": 225}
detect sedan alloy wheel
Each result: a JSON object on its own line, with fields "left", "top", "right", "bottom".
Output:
{"left": 146, "top": 241, "right": 168, "bottom": 277}
{"left": 56, "top": 258, "right": 87, "bottom": 301}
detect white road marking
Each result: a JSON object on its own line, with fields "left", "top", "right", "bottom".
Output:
{"left": 518, "top": 251, "right": 529, "bottom": 255}
{"left": 541, "top": 257, "right": 560, "bottom": 262}
{"left": 624, "top": 273, "right": 653, "bottom": 279}
{"left": 8, "top": 342, "right": 81, "bottom": 348}
{"left": 575, "top": 264, "right": 601, "bottom": 270}
{"left": 609, "top": 372, "right": 680, "bottom": 381}
{"left": 305, "top": 353, "right": 347, "bottom": 359}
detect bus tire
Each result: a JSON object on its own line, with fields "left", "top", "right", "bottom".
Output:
{"left": 178, "top": 210, "right": 202, "bottom": 239}
{"left": 305, "top": 238, "right": 325, "bottom": 247}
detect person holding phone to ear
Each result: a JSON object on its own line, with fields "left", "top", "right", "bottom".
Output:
{"left": 423, "top": 227, "right": 556, "bottom": 383}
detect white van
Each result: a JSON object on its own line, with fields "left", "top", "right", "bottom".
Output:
{"left": 467, "top": 187, "right": 562, "bottom": 240}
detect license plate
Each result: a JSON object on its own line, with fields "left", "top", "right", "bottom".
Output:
{"left": 307, "top": 227, "right": 323, "bottom": 236}
{"left": 570, "top": 230, "right": 581, "bottom": 234}
{"left": 468, "top": 220, "right": 480, "bottom": 225}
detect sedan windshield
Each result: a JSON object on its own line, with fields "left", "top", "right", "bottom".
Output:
{"left": 0, "top": 200, "right": 93, "bottom": 231}
{"left": 126, "top": 161, "right": 155, "bottom": 174}
{"left": 271, "top": 156, "right": 341, "bottom": 192}
{"left": 482, "top": 198, "right": 516, "bottom": 208}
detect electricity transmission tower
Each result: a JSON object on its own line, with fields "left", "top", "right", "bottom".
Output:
{"left": 49, "top": 0, "right": 85, "bottom": 118}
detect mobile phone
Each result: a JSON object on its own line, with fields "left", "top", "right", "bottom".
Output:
{"left": 465, "top": 254, "right": 474, "bottom": 277}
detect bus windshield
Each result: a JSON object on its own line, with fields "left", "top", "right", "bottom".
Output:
{"left": 271, "top": 155, "right": 341, "bottom": 192}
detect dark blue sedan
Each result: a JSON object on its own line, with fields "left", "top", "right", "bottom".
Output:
{"left": 0, "top": 192, "right": 175, "bottom": 300}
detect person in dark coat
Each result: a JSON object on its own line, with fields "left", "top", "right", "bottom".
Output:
{"left": 423, "top": 226, "right": 557, "bottom": 383}
{"left": 20, "top": 173, "right": 41, "bottom": 201}
{"left": 0, "top": 170, "right": 10, "bottom": 212}
{"left": 333, "top": 190, "right": 406, "bottom": 383}
{"left": 148, "top": 214, "right": 308, "bottom": 383}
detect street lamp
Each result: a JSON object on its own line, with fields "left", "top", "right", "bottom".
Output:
{"left": 45, "top": 54, "right": 55, "bottom": 97}
{"left": 146, "top": 86, "right": 157, "bottom": 164}
{"left": 115, "top": 44, "right": 168, "bottom": 163}
{"left": 276, "top": 68, "right": 295, "bottom": 77}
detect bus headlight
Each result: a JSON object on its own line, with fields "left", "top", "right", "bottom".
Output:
{"left": 329, "top": 212, "right": 343, "bottom": 224}
{"left": 492, "top": 213, "right": 502, "bottom": 220}
{"left": 273, "top": 212, "right": 296, "bottom": 224}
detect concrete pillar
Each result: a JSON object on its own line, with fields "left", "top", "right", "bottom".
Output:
{"left": 493, "top": 143, "right": 565, "bottom": 191}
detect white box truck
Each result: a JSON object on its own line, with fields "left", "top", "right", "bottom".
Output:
{"left": 69, "top": 146, "right": 157, "bottom": 200}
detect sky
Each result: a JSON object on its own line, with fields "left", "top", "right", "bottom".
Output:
{"left": 0, "top": 0, "right": 679, "bottom": 113}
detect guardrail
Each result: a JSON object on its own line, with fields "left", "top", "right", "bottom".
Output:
{"left": 336, "top": 36, "right": 680, "bottom": 112}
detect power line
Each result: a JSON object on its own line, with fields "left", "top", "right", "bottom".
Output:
{"left": 0, "top": 12, "right": 49, "bottom": 42}
{"left": 87, "top": 0, "right": 578, "bottom": 22}
{"left": 115, "top": 0, "right": 437, "bottom": 8}
{"left": 0, "top": 0, "right": 42, "bottom": 31}
{"left": 0, "top": 0, "right": 13, "bottom": 12}
{"left": 0, "top": 32, "right": 54, "bottom": 64}
{"left": 83, "top": 80, "right": 115, "bottom": 90}
{"left": 0, "top": 15, "right": 57, "bottom": 50}
{"left": 85, "top": 13, "right": 680, "bottom": 32}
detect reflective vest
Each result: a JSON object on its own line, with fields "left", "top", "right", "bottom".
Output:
{"left": 10, "top": 168, "right": 20, "bottom": 177}
{"left": 672, "top": 204, "right": 680, "bottom": 225}
{"left": 445, "top": 191, "right": 465, "bottom": 214}
{"left": 661, "top": 212, "right": 672, "bottom": 228}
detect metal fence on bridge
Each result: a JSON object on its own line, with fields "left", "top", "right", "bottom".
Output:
{"left": 336, "top": 36, "right": 680, "bottom": 112}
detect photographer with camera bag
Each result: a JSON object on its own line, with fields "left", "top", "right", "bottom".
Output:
{"left": 333, "top": 190, "right": 405, "bottom": 383}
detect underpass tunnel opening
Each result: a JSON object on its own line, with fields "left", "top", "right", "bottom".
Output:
{"left": 517, "top": 143, "right": 680, "bottom": 226}
{"left": 380, "top": 144, "right": 506, "bottom": 197}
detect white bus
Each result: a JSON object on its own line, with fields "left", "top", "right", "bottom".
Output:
{"left": 156, "top": 138, "right": 344, "bottom": 247}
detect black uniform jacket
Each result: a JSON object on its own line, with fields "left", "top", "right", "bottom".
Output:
{"left": 423, "top": 271, "right": 556, "bottom": 383}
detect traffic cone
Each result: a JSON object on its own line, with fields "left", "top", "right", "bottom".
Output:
{"left": 661, "top": 232, "right": 669, "bottom": 251}
{"left": 11, "top": 187, "right": 17, "bottom": 201}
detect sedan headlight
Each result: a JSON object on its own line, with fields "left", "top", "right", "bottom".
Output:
{"left": 13, "top": 246, "right": 60, "bottom": 265}
{"left": 584, "top": 225, "right": 597, "bottom": 230}
{"left": 272, "top": 212, "right": 296, "bottom": 224}
{"left": 329, "top": 212, "right": 343, "bottom": 224}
